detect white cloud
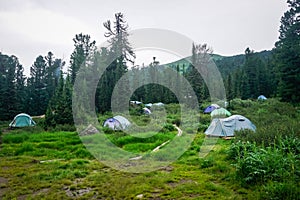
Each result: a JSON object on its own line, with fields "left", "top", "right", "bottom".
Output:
{"left": 0, "top": 8, "right": 93, "bottom": 46}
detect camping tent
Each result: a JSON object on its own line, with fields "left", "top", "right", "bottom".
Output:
{"left": 210, "top": 108, "right": 231, "bottom": 118}
{"left": 130, "top": 100, "right": 142, "bottom": 106}
{"left": 143, "top": 107, "right": 151, "bottom": 115}
{"left": 9, "top": 113, "right": 36, "bottom": 128}
{"left": 103, "top": 115, "right": 131, "bottom": 130}
{"left": 205, "top": 115, "right": 256, "bottom": 137}
{"left": 144, "top": 103, "right": 153, "bottom": 108}
{"left": 204, "top": 104, "right": 220, "bottom": 114}
{"left": 258, "top": 95, "right": 267, "bottom": 100}
{"left": 153, "top": 102, "right": 164, "bottom": 106}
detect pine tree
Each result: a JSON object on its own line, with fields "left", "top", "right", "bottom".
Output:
{"left": 69, "top": 33, "right": 96, "bottom": 85}
{"left": 226, "top": 74, "right": 234, "bottom": 106}
{"left": 28, "top": 55, "right": 48, "bottom": 115}
{"left": 0, "top": 53, "right": 22, "bottom": 120}
{"left": 15, "top": 59, "right": 26, "bottom": 113}
{"left": 275, "top": 0, "right": 300, "bottom": 103}
{"left": 97, "top": 12, "right": 135, "bottom": 113}
{"left": 45, "top": 73, "right": 74, "bottom": 127}
{"left": 185, "top": 43, "right": 211, "bottom": 103}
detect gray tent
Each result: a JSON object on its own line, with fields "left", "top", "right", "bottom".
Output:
{"left": 205, "top": 115, "right": 256, "bottom": 137}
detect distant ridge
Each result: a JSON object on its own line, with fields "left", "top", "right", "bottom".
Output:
{"left": 163, "top": 50, "right": 272, "bottom": 77}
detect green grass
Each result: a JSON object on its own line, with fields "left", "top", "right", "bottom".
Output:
{"left": 0, "top": 129, "right": 257, "bottom": 199}
{"left": 0, "top": 99, "right": 299, "bottom": 199}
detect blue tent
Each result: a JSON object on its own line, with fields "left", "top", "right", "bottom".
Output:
{"left": 258, "top": 95, "right": 267, "bottom": 100}
{"left": 203, "top": 104, "right": 220, "bottom": 114}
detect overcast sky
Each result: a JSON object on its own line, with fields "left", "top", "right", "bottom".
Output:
{"left": 0, "top": 0, "right": 288, "bottom": 75}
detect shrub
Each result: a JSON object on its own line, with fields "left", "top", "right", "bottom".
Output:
{"left": 227, "top": 140, "right": 257, "bottom": 160}
{"left": 260, "top": 182, "right": 300, "bottom": 200}
{"left": 160, "top": 123, "right": 175, "bottom": 133}
{"left": 200, "top": 158, "right": 214, "bottom": 169}
{"left": 171, "top": 118, "right": 181, "bottom": 126}
{"left": 102, "top": 127, "right": 114, "bottom": 134}
{"left": 198, "top": 124, "right": 209, "bottom": 132}
{"left": 233, "top": 145, "right": 299, "bottom": 185}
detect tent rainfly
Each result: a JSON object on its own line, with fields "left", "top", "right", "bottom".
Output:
{"left": 258, "top": 95, "right": 267, "bottom": 100}
{"left": 9, "top": 113, "right": 36, "bottom": 128}
{"left": 103, "top": 115, "right": 131, "bottom": 130}
{"left": 204, "top": 104, "right": 220, "bottom": 114}
{"left": 130, "top": 101, "right": 142, "bottom": 105}
{"left": 144, "top": 103, "right": 153, "bottom": 108}
{"left": 210, "top": 108, "right": 231, "bottom": 118}
{"left": 153, "top": 102, "right": 164, "bottom": 106}
{"left": 143, "top": 107, "right": 151, "bottom": 115}
{"left": 205, "top": 115, "right": 256, "bottom": 137}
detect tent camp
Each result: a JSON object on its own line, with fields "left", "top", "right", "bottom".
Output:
{"left": 203, "top": 104, "right": 220, "bottom": 114}
{"left": 103, "top": 115, "right": 131, "bottom": 130}
{"left": 210, "top": 108, "right": 231, "bottom": 118}
{"left": 143, "top": 107, "right": 151, "bottom": 115}
{"left": 205, "top": 115, "right": 256, "bottom": 137}
{"left": 258, "top": 95, "right": 267, "bottom": 100}
{"left": 9, "top": 113, "right": 36, "bottom": 128}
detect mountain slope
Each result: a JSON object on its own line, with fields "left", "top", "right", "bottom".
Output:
{"left": 164, "top": 50, "right": 272, "bottom": 77}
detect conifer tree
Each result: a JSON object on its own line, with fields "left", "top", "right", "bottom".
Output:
{"left": 274, "top": 0, "right": 300, "bottom": 103}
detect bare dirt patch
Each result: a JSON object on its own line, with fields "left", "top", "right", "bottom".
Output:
{"left": 0, "top": 177, "right": 8, "bottom": 185}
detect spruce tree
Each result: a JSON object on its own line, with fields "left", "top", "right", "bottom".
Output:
{"left": 274, "top": 0, "right": 300, "bottom": 103}
{"left": 69, "top": 33, "right": 96, "bottom": 85}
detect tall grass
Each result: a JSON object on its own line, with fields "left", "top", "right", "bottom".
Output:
{"left": 228, "top": 137, "right": 300, "bottom": 198}
{"left": 228, "top": 99, "right": 300, "bottom": 198}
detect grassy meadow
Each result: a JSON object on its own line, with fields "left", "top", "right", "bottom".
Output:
{"left": 0, "top": 99, "right": 299, "bottom": 199}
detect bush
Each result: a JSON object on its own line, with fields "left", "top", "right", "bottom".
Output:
{"left": 198, "top": 124, "right": 209, "bottom": 132}
{"left": 260, "top": 182, "right": 300, "bottom": 200}
{"left": 171, "top": 118, "right": 181, "bottom": 126}
{"left": 227, "top": 140, "right": 257, "bottom": 160}
{"left": 160, "top": 123, "right": 175, "bottom": 133}
{"left": 102, "top": 126, "right": 114, "bottom": 134}
{"left": 232, "top": 143, "right": 299, "bottom": 185}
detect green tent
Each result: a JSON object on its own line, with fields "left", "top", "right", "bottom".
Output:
{"left": 9, "top": 113, "right": 36, "bottom": 128}
{"left": 210, "top": 108, "right": 231, "bottom": 118}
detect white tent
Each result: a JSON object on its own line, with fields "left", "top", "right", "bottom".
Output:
{"left": 103, "top": 115, "right": 131, "bottom": 130}
{"left": 144, "top": 103, "right": 153, "bottom": 107}
{"left": 205, "top": 115, "right": 256, "bottom": 137}
{"left": 258, "top": 95, "right": 267, "bottom": 100}
{"left": 130, "top": 101, "right": 142, "bottom": 105}
{"left": 153, "top": 102, "right": 164, "bottom": 106}
{"left": 143, "top": 107, "right": 151, "bottom": 114}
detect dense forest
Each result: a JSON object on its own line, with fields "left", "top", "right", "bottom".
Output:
{"left": 0, "top": 0, "right": 299, "bottom": 128}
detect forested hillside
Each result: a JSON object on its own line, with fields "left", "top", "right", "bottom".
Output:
{"left": 0, "top": 0, "right": 299, "bottom": 126}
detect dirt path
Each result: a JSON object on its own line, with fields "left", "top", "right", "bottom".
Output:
{"left": 173, "top": 124, "right": 183, "bottom": 136}
{"left": 129, "top": 124, "right": 183, "bottom": 160}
